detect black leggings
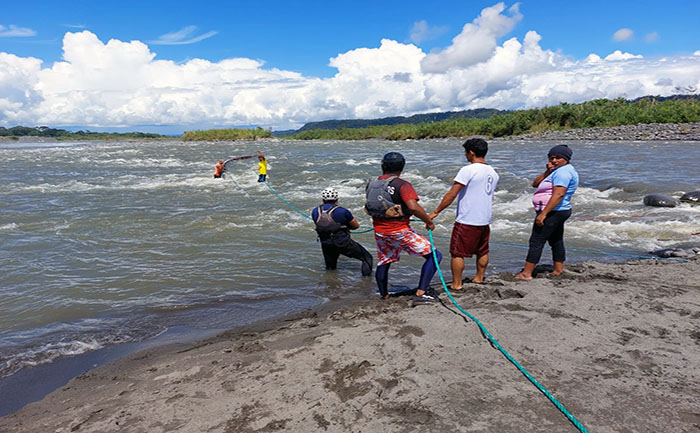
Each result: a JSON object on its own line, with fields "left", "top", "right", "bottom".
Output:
{"left": 321, "top": 239, "right": 373, "bottom": 276}
{"left": 525, "top": 209, "right": 571, "bottom": 264}
{"left": 375, "top": 249, "right": 442, "bottom": 298}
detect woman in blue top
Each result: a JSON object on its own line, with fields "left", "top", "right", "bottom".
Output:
{"left": 516, "top": 145, "right": 579, "bottom": 280}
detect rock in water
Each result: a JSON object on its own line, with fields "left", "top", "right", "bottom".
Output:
{"left": 680, "top": 190, "right": 700, "bottom": 203}
{"left": 650, "top": 248, "right": 698, "bottom": 258}
{"left": 643, "top": 194, "right": 678, "bottom": 207}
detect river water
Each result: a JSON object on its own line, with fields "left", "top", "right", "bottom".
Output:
{"left": 1, "top": 138, "right": 699, "bottom": 386}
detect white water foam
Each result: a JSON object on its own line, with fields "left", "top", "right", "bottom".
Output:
{"left": 0, "top": 223, "right": 18, "bottom": 232}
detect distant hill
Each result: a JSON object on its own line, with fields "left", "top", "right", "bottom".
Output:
{"left": 271, "top": 108, "right": 508, "bottom": 136}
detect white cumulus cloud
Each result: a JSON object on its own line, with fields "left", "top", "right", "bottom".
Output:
{"left": 1, "top": 4, "right": 699, "bottom": 130}
{"left": 605, "top": 50, "right": 643, "bottom": 61}
{"left": 613, "top": 28, "right": 634, "bottom": 41}
{"left": 421, "top": 2, "right": 522, "bottom": 73}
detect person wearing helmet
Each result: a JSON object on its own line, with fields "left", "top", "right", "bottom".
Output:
{"left": 311, "top": 187, "right": 373, "bottom": 276}
{"left": 366, "top": 152, "right": 442, "bottom": 302}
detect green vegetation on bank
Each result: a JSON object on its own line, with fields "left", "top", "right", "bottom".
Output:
{"left": 182, "top": 127, "right": 271, "bottom": 141}
{"left": 0, "top": 126, "right": 168, "bottom": 140}
{"left": 290, "top": 96, "right": 700, "bottom": 140}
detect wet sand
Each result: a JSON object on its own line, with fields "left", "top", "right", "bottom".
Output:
{"left": 1, "top": 257, "right": 699, "bottom": 433}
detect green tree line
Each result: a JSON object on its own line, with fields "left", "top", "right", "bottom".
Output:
{"left": 0, "top": 126, "right": 167, "bottom": 140}
{"left": 182, "top": 127, "right": 271, "bottom": 141}
{"left": 290, "top": 97, "right": 700, "bottom": 140}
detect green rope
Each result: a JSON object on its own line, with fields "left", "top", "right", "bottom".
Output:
{"left": 428, "top": 230, "right": 591, "bottom": 433}
{"left": 223, "top": 172, "right": 254, "bottom": 201}
{"left": 261, "top": 181, "right": 376, "bottom": 233}
{"left": 261, "top": 180, "right": 313, "bottom": 221}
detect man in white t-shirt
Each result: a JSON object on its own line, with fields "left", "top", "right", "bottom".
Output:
{"left": 429, "top": 138, "right": 499, "bottom": 289}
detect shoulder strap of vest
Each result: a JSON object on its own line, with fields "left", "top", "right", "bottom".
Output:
{"left": 316, "top": 204, "right": 338, "bottom": 220}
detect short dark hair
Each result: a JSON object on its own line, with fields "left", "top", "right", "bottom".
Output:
{"left": 463, "top": 138, "right": 488, "bottom": 157}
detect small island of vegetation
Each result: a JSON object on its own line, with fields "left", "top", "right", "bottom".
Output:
{"left": 181, "top": 127, "right": 271, "bottom": 141}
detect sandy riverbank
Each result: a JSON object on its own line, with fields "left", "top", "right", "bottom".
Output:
{"left": 1, "top": 257, "right": 698, "bottom": 433}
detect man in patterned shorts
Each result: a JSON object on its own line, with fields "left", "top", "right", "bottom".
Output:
{"left": 366, "top": 152, "right": 442, "bottom": 302}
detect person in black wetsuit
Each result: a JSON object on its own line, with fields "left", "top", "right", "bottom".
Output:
{"left": 311, "top": 187, "right": 373, "bottom": 276}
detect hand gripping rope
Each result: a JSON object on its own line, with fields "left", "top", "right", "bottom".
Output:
{"left": 428, "top": 229, "right": 591, "bottom": 433}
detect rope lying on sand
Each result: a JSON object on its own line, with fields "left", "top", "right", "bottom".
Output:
{"left": 427, "top": 230, "right": 591, "bottom": 433}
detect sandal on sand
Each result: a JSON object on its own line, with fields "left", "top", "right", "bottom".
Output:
{"left": 413, "top": 293, "right": 438, "bottom": 303}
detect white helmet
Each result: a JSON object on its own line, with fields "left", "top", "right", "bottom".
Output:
{"left": 321, "top": 187, "right": 339, "bottom": 201}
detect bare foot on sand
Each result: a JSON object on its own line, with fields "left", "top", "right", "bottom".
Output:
{"left": 449, "top": 285, "right": 463, "bottom": 291}
{"left": 514, "top": 272, "right": 533, "bottom": 281}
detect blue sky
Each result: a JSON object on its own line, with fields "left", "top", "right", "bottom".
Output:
{"left": 1, "top": 1, "right": 699, "bottom": 132}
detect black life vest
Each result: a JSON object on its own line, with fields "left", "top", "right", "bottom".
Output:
{"left": 364, "top": 176, "right": 409, "bottom": 219}
{"left": 314, "top": 205, "right": 350, "bottom": 244}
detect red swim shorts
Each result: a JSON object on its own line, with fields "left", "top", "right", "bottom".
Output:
{"left": 450, "top": 222, "right": 490, "bottom": 258}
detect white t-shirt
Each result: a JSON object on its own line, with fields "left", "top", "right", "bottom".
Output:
{"left": 453, "top": 162, "right": 499, "bottom": 226}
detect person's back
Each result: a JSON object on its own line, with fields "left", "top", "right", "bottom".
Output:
{"left": 311, "top": 187, "right": 373, "bottom": 276}
{"left": 367, "top": 174, "right": 414, "bottom": 234}
{"left": 454, "top": 162, "right": 499, "bottom": 226}
{"left": 429, "top": 138, "right": 499, "bottom": 287}
{"left": 312, "top": 202, "right": 351, "bottom": 244}
{"left": 367, "top": 152, "right": 442, "bottom": 302}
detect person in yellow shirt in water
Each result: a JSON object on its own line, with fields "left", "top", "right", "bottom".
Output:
{"left": 253, "top": 150, "right": 267, "bottom": 182}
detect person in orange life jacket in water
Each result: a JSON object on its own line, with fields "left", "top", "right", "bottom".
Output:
{"left": 311, "top": 187, "right": 373, "bottom": 276}
{"left": 214, "top": 160, "right": 224, "bottom": 178}
{"left": 366, "top": 152, "right": 442, "bottom": 302}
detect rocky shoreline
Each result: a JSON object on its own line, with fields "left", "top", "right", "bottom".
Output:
{"left": 510, "top": 122, "right": 700, "bottom": 141}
